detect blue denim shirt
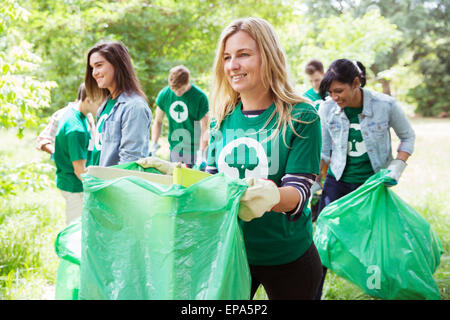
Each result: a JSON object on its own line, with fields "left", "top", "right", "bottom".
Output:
{"left": 318, "top": 88, "right": 415, "bottom": 181}
{"left": 97, "top": 91, "right": 152, "bottom": 167}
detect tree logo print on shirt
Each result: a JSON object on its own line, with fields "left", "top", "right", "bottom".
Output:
{"left": 94, "top": 113, "right": 109, "bottom": 151}
{"left": 217, "top": 137, "right": 269, "bottom": 179}
{"left": 348, "top": 123, "right": 367, "bottom": 157}
{"left": 169, "top": 101, "right": 189, "bottom": 123}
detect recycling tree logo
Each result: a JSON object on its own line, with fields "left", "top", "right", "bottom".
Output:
{"left": 169, "top": 101, "right": 188, "bottom": 123}
{"left": 94, "top": 113, "right": 109, "bottom": 151}
{"left": 348, "top": 123, "right": 367, "bottom": 157}
{"left": 217, "top": 137, "right": 269, "bottom": 179}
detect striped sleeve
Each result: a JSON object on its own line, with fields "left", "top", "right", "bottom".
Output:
{"left": 280, "top": 173, "right": 316, "bottom": 222}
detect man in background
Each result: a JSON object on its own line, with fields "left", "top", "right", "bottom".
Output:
{"left": 150, "top": 65, "right": 209, "bottom": 168}
{"left": 303, "top": 59, "right": 327, "bottom": 110}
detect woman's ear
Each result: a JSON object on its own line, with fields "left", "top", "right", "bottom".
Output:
{"left": 352, "top": 76, "right": 360, "bottom": 89}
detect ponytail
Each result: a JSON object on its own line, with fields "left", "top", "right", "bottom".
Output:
{"left": 319, "top": 58, "right": 366, "bottom": 98}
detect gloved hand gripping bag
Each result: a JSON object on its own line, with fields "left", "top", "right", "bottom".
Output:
{"left": 313, "top": 169, "right": 443, "bottom": 300}
{"left": 79, "top": 169, "right": 250, "bottom": 300}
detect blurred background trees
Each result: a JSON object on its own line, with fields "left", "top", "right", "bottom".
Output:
{"left": 2, "top": 0, "right": 449, "bottom": 130}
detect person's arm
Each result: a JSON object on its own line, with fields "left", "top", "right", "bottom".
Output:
{"left": 389, "top": 99, "right": 415, "bottom": 158}
{"left": 396, "top": 150, "right": 410, "bottom": 162}
{"left": 317, "top": 103, "right": 332, "bottom": 185}
{"left": 273, "top": 173, "right": 316, "bottom": 220}
{"left": 118, "top": 98, "right": 152, "bottom": 164}
{"left": 316, "top": 158, "right": 330, "bottom": 186}
{"left": 272, "top": 186, "right": 300, "bottom": 213}
{"left": 36, "top": 110, "right": 61, "bottom": 153}
{"left": 41, "top": 143, "right": 55, "bottom": 155}
{"left": 151, "top": 106, "right": 165, "bottom": 145}
{"left": 199, "top": 112, "right": 210, "bottom": 152}
{"left": 72, "top": 159, "right": 87, "bottom": 181}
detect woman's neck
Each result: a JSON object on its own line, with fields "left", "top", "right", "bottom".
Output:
{"left": 348, "top": 87, "right": 363, "bottom": 108}
{"left": 240, "top": 90, "right": 273, "bottom": 111}
{"left": 109, "top": 84, "right": 120, "bottom": 100}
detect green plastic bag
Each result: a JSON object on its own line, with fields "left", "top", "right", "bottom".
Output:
{"left": 54, "top": 218, "right": 81, "bottom": 300}
{"left": 313, "top": 169, "right": 443, "bottom": 300}
{"left": 79, "top": 165, "right": 251, "bottom": 300}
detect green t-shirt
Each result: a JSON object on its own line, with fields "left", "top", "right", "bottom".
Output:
{"left": 303, "top": 88, "right": 327, "bottom": 110}
{"left": 91, "top": 98, "right": 117, "bottom": 166}
{"left": 329, "top": 106, "right": 374, "bottom": 184}
{"left": 156, "top": 84, "right": 209, "bottom": 155}
{"left": 54, "top": 106, "right": 91, "bottom": 193}
{"left": 208, "top": 102, "right": 321, "bottom": 265}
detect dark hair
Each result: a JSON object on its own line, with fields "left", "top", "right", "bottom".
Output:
{"left": 305, "top": 59, "right": 324, "bottom": 75}
{"left": 76, "top": 83, "right": 87, "bottom": 102}
{"left": 319, "top": 59, "right": 366, "bottom": 99}
{"left": 169, "top": 65, "right": 190, "bottom": 90}
{"left": 85, "top": 41, "right": 147, "bottom": 102}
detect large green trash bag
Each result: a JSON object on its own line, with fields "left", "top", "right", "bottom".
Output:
{"left": 79, "top": 167, "right": 251, "bottom": 300}
{"left": 313, "top": 169, "right": 443, "bottom": 300}
{"left": 54, "top": 217, "right": 81, "bottom": 300}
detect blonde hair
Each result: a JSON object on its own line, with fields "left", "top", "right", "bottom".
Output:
{"left": 210, "top": 17, "right": 313, "bottom": 144}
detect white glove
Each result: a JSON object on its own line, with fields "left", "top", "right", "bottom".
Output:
{"left": 148, "top": 142, "right": 160, "bottom": 156}
{"left": 310, "top": 181, "right": 322, "bottom": 195}
{"left": 238, "top": 178, "right": 280, "bottom": 222}
{"left": 136, "top": 156, "right": 181, "bottom": 175}
{"left": 385, "top": 159, "right": 407, "bottom": 186}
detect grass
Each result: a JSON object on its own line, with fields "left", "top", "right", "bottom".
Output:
{"left": 0, "top": 129, "right": 65, "bottom": 299}
{"left": 0, "top": 116, "right": 448, "bottom": 300}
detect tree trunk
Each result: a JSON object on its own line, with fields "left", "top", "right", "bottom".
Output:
{"left": 380, "top": 78, "right": 391, "bottom": 96}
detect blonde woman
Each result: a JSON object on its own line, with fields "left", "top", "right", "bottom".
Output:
{"left": 206, "top": 17, "right": 323, "bottom": 299}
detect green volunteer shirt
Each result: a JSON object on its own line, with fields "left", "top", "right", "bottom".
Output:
{"left": 91, "top": 98, "right": 117, "bottom": 166}
{"left": 54, "top": 107, "right": 91, "bottom": 193}
{"left": 328, "top": 106, "right": 374, "bottom": 184}
{"left": 207, "top": 101, "right": 321, "bottom": 265}
{"left": 303, "top": 88, "right": 327, "bottom": 110}
{"left": 156, "top": 84, "right": 209, "bottom": 156}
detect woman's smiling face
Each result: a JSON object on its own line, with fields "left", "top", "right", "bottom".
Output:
{"left": 223, "top": 31, "right": 265, "bottom": 96}
{"left": 328, "top": 78, "right": 361, "bottom": 108}
{"left": 89, "top": 52, "right": 116, "bottom": 94}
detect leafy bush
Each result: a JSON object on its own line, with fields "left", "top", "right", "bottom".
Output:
{"left": 0, "top": 158, "right": 54, "bottom": 197}
{"left": 407, "top": 41, "right": 450, "bottom": 117}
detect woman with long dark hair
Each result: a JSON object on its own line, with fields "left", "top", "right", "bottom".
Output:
{"left": 315, "top": 58, "right": 415, "bottom": 299}
{"left": 85, "top": 41, "right": 152, "bottom": 166}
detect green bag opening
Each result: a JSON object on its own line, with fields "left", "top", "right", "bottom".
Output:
{"left": 55, "top": 161, "right": 250, "bottom": 300}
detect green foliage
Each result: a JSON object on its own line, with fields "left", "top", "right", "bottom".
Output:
{"left": 0, "top": 0, "right": 56, "bottom": 137}
{"left": 0, "top": 130, "right": 63, "bottom": 299}
{"left": 19, "top": 0, "right": 298, "bottom": 114}
{"left": 301, "top": 0, "right": 450, "bottom": 116}
{"left": 0, "top": 158, "right": 54, "bottom": 197}
{"left": 283, "top": 10, "right": 402, "bottom": 89}
{"left": 407, "top": 39, "right": 450, "bottom": 116}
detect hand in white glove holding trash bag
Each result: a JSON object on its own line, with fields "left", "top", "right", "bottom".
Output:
{"left": 136, "top": 156, "right": 183, "bottom": 175}
{"left": 238, "top": 178, "right": 280, "bottom": 222}
{"left": 384, "top": 159, "right": 407, "bottom": 187}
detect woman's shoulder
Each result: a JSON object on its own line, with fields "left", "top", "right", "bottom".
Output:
{"left": 292, "top": 101, "right": 320, "bottom": 122}
{"left": 119, "top": 91, "right": 149, "bottom": 109}
{"left": 364, "top": 88, "right": 396, "bottom": 105}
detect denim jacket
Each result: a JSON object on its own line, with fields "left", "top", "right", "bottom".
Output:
{"left": 97, "top": 91, "right": 152, "bottom": 167}
{"left": 318, "top": 88, "right": 415, "bottom": 181}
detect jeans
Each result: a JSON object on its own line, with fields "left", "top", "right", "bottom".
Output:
{"left": 314, "top": 174, "right": 362, "bottom": 300}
